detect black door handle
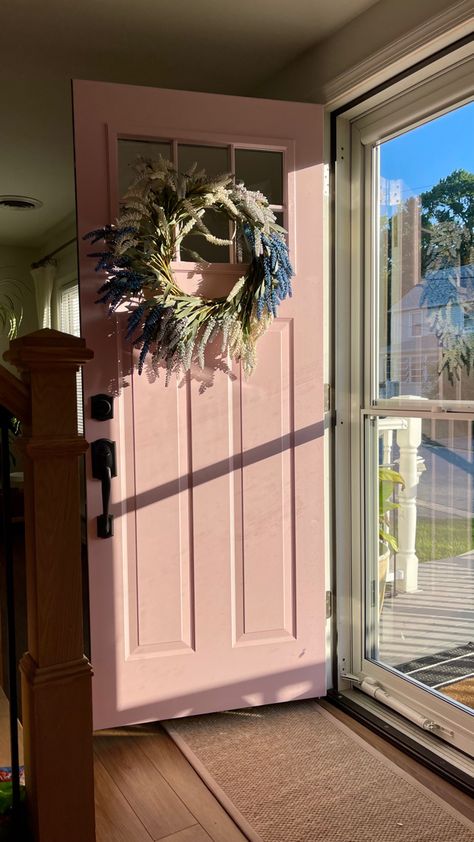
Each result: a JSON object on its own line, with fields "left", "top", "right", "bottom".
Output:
{"left": 91, "top": 439, "right": 117, "bottom": 538}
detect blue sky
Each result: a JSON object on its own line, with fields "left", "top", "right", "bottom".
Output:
{"left": 380, "top": 100, "right": 474, "bottom": 201}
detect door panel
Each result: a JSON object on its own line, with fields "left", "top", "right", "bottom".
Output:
{"left": 73, "top": 80, "right": 325, "bottom": 729}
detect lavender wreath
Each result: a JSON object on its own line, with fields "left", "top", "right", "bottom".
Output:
{"left": 85, "top": 157, "right": 293, "bottom": 382}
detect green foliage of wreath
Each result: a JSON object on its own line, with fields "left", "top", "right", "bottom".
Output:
{"left": 85, "top": 157, "right": 294, "bottom": 382}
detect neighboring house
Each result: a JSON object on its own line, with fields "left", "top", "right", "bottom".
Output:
{"left": 381, "top": 265, "right": 474, "bottom": 400}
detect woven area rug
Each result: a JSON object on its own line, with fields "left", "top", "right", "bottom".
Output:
{"left": 165, "top": 701, "right": 474, "bottom": 842}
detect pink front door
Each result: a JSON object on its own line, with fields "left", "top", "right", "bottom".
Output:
{"left": 73, "top": 80, "right": 326, "bottom": 730}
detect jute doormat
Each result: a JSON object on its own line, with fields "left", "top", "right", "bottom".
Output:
{"left": 165, "top": 701, "right": 474, "bottom": 842}
{"left": 442, "top": 677, "right": 474, "bottom": 708}
{"left": 396, "top": 643, "right": 474, "bottom": 712}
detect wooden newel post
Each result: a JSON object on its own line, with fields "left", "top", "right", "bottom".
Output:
{"left": 5, "top": 329, "right": 95, "bottom": 842}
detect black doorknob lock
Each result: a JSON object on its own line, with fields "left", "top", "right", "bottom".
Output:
{"left": 91, "top": 438, "right": 117, "bottom": 539}
{"left": 91, "top": 393, "right": 114, "bottom": 421}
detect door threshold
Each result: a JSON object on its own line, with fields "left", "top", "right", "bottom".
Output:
{"left": 328, "top": 688, "right": 474, "bottom": 797}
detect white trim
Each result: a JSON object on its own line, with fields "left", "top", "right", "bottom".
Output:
{"left": 325, "top": 0, "right": 474, "bottom": 110}
{"left": 355, "top": 54, "right": 474, "bottom": 145}
{"left": 334, "top": 116, "right": 354, "bottom": 688}
{"left": 322, "top": 121, "right": 333, "bottom": 689}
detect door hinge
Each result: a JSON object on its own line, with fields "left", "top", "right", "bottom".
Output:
{"left": 325, "top": 590, "right": 333, "bottom": 619}
{"left": 324, "top": 383, "right": 333, "bottom": 413}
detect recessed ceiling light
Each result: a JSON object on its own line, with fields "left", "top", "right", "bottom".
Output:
{"left": 0, "top": 195, "right": 43, "bottom": 211}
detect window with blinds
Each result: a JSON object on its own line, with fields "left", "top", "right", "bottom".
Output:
{"left": 59, "top": 282, "right": 83, "bottom": 433}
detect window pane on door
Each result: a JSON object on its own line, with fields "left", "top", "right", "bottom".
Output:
{"left": 118, "top": 139, "right": 172, "bottom": 197}
{"left": 178, "top": 144, "right": 231, "bottom": 263}
{"left": 376, "top": 101, "right": 474, "bottom": 403}
{"left": 179, "top": 207, "right": 231, "bottom": 264}
{"left": 235, "top": 149, "right": 283, "bottom": 206}
{"left": 178, "top": 144, "right": 229, "bottom": 177}
{"left": 366, "top": 414, "right": 474, "bottom": 711}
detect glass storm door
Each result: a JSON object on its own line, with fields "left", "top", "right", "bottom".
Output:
{"left": 73, "top": 80, "right": 326, "bottom": 730}
{"left": 351, "top": 89, "right": 474, "bottom": 755}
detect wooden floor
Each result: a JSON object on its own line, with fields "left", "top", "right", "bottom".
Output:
{"left": 94, "top": 723, "right": 247, "bottom": 842}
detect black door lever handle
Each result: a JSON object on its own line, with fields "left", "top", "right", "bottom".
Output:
{"left": 91, "top": 439, "right": 117, "bottom": 538}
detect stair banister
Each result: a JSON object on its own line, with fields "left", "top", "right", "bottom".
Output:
{"left": 0, "top": 364, "right": 30, "bottom": 424}
{"left": 3, "top": 328, "right": 96, "bottom": 842}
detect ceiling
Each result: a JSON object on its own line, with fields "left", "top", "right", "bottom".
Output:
{"left": 0, "top": 0, "right": 382, "bottom": 247}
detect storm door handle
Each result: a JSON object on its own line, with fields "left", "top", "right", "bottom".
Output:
{"left": 91, "top": 439, "right": 117, "bottom": 538}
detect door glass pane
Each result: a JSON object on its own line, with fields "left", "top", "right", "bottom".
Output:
{"left": 178, "top": 144, "right": 230, "bottom": 263}
{"left": 178, "top": 144, "right": 229, "bottom": 177}
{"left": 274, "top": 210, "right": 284, "bottom": 229}
{"left": 366, "top": 414, "right": 474, "bottom": 711}
{"left": 118, "top": 139, "right": 172, "bottom": 197}
{"left": 376, "top": 101, "right": 474, "bottom": 403}
{"left": 236, "top": 210, "right": 285, "bottom": 264}
{"left": 235, "top": 149, "right": 283, "bottom": 206}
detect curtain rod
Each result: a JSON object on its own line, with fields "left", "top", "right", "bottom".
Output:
{"left": 31, "top": 236, "right": 77, "bottom": 269}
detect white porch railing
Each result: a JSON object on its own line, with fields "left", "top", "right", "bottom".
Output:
{"left": 378, "top": 402, "right": 425, "bottom": 593}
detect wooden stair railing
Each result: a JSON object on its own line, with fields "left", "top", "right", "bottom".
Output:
{"left": 0, "top": 361, "right": 30, "bottom": 425}
{"left": 3, "top": 328, "right": 95, "bottom": 842}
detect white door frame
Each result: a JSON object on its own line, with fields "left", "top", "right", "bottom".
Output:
{"left": 334, "top": 48, "right": 474, "bottom": 755}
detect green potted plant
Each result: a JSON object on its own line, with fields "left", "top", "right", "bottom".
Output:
{"left": 378, "top": 466, "right": 405, "bottom": 612}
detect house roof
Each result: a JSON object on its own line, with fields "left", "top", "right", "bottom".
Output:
{"left": 390, "top": 265, "right": 474, "bottom": 314}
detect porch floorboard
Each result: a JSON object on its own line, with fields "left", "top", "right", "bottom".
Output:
{"left": 380, "top": 553, "right": 474, "bottom": 670}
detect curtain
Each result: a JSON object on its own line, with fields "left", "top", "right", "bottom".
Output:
{"left": 30, "top": 258, "right": 56, "bottom": 329}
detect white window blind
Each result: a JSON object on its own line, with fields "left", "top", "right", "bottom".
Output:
{"left": 59, "top": 283, "right": 83, "bottom": 434}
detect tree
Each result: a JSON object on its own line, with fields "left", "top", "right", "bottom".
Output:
{"left": 418, "top": 169, "right": 474, "bottom": 383}
{"left": 421, "top": 168, "right": 474, "bottom": 273}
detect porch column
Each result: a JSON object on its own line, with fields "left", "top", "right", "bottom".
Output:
{"left": 5, "top": 329, "right": 95, "bottom": 842}
{"left": 395, "top": 412, "right": 422, "bottom": 593}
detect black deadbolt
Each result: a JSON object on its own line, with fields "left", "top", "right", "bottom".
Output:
{"left": 91, "top": 393, "right": 114, "bottom": 421}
